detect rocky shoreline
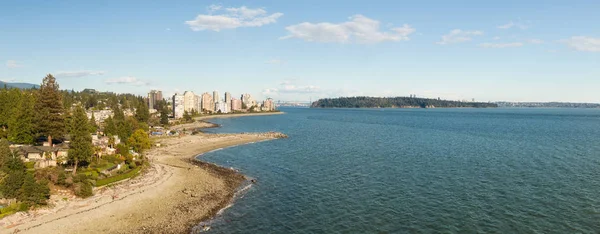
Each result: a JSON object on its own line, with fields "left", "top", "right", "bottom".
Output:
{"left": 2, "top": 120, "right": 287, "bottom": 234}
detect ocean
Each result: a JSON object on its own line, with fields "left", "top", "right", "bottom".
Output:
{"left": 197, "top": 107, "right": 600, "bottom": 233}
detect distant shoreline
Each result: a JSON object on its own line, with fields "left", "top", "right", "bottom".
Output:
{"left": 194, "top": 111, "right": 285, "bottom": 120}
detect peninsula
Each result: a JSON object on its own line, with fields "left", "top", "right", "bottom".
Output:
{"left": 311, "top": 96, "right": 498, "bottom": 108}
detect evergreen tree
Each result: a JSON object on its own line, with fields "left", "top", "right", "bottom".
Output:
{"left": 34, "top": 74, "right": 66, "bottom": 144}
{"left": 135, "top": 98, "right": 149, "bottom": 123}
{"left": 19, "top": 174, "right": 50, "bottom": 206}
{"left": 68, "top": 106, "right": 93, "bottom": 175}
{"left": 103, "top": 116, "right": 117, "bottom": 136}
{"left": 8, "top": 92, "right": 35, "bottom": 144}
{"left": 160, "top": 107, "right": 169, "bottom": 125}
{"left": 89, "top": 113, "right": 98, "bottom": 134}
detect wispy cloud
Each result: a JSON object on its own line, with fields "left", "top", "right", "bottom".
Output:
{"left": 497, "top": 21, "right": 529, "bottom": 30}
{"left": 104, "top": 76, "right": 149, "bottom": 86}
{"left": 280, "top": 15, "right": 415, "bottom": 44}
{"left": 560, "top": 36, "right": 600, "bottom": 52}
{"left": 185, "top": 5, "right": 283, "bottom": 31}
{"left": 6, "top": 60, "right": 21, "bottom": 68}
{"left": 55, "top": 71, "right": 106, "bottom": 78}
{"left": 478, "top": 42, "right": 524, "bottom": 48}
{"left": 436, "top": 29, "right": 483, "bottom": 45}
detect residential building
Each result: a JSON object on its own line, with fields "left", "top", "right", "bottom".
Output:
{"left": 183, "top": 91, "right": 198, "bottom": 113}
{"left": 201, "top": 92, "right": 214, "bottom": 113}
{"left": 241, "top": 93, "right": 254, "bottom": 109}
{"left": 148, "top": 90, "right": 162, "bottom": 109}
{"left": 224, "top": 92, "right": 232, "bottom": 112}
{"left": 216, "top": 102, "right": 228, "bottom": 113}
{"left": 86, "top": 109, "right": 114, "bottom": 124}
{"left": 172, "top": 93, "right": 185, "bottom": 118}
{"left": 213, "top": 91, "right": 220, "bottom": 104}
{"left": 231, "top": 98, "right": 242, "bottom": 111}
{"left": 19, "top": 145, "right": 69, "bottom": 169}
{"left": 263, "top": 98, "right": 275, "bottom": 111}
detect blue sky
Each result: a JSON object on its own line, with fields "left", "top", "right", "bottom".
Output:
{"left": 1, "top": 0, "right": 599, "bottom": 102}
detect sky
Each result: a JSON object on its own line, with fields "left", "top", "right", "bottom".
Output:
{"left": 1, "top": 0, "right": 599, "bottom": 103}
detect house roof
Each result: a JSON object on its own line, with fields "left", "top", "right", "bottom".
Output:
{"left": 20, "top": 145, "right": 68, "bottom": 154}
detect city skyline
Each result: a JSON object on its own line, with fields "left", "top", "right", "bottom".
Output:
{"left": 1, "top": 1, "right": 599, "bottom": 102}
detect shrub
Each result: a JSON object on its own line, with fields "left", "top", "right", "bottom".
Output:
{"left": 95, "top": 166, "right": 142, "bottom": 187}
{"left": 74, "top": 182, "right": 93, "bottom": 198}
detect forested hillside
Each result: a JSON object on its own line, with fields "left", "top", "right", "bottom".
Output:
{"left": 311, "top": 96, "right": 498, "bottom": 108}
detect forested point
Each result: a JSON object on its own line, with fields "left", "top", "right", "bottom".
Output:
{"left": 310, "top": 97, "right": 498, "bottom": 108}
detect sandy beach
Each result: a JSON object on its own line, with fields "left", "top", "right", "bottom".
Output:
{"left": 1, "top": 120, "right": 286, "bottom": 234}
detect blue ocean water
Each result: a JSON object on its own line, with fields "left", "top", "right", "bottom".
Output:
{"left": 198, "top": 108, "right": 600, "bottom": 233}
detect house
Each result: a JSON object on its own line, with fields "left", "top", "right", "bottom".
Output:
{"left": 19, "top": 145, "right": 69, "bottom": 168}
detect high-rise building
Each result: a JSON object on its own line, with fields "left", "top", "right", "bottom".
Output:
{"left": 213, "top": 91, "right": 220, "bottom": 104}
{"left": 201, "top": 92, "right": 214, "bottom": 113}
{"left": 148, "top": 90, "right": 162, "bottom": 109}
{"left": 215, "top": 102, "right": 228, "bottom": 113}
{"left": 224, "top": 92, "right": 232, "bottom": 112}
{"left": 241, "top": 93, "right": 254, "bottom": 109}
{"left": 231, "top": 98, "right": 242, "bottom": 112}
{"left": 183, "top": 91, "right": 198, "bottom": 113}
{"left": 263, "top": 98, "right": 275, "bottom": 111}
{"left": 172, "top": 93, "right": 185, "bottom": 119}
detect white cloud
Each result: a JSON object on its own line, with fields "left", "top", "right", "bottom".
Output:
{"left": 436, "top": 29, "right": 483, "bottom": 45}
{"left": 262, "top": 80, "right": 322, "bottom": 97}
{"left": 280, "top": 15, "right": 415, "bottom": 44}
{"left": 478, "top": 42, "right": 524, "bottom": 48}
{"left": 497, "top": 21, "right": 529, "bottom": 30}
{"left": 6, "top": 60, "right": 21, "bottom": 68}
{"left": 105, "top": 76, "right": 149, "bottom": 86}
{"left": 55, "top": 71, "right": 105, "bottom": 78}
{"left": 527, "top": 39, "right": 544, "bottom": 44}
{"left": 185, "top": 6, "right": 283, "bottom": 31}
{"left": 266, "top": 59, "right": 284, "bottom": 65}
{"left": 560, "top": 36, "right": 600, "bottom": 52}
{"left": 493, "top": 36, "right": 501, "bottom": 40}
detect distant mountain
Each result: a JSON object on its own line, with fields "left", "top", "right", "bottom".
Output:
{"left": 495, "top": 101, "right": 600, "bottom": 108}
{"left": 0, "top": 81, "right": 39, "bottom": 89}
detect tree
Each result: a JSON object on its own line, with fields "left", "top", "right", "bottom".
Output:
{"left": 127, "top": 129, "right": 151, "bottom": 154}
{"left": 160, "top": 108, "right": 169, "bottom": 125}
{"left": 183, "top": 110, "right": 192, "bottom": 122}
{"left": 89, "top": 113, "right": 98, "bottom": 134}
{"left": 8, "top": 92, "right": 35, "bottom": 144}
{"left": 34, "top": 74, "right": 66, "bottom": 144}
{"left": 68, "top": 106, "right": 93, "bottom": 175}
{"left": 135, "top": 98, "right": 149, "bottom": 123}
{"left": 103, "top": 116, "right": 117, "bottom": 136}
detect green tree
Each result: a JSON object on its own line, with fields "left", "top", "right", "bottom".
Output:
{"left": 68, "top": 106, "right": 93, "bottom": 175}
{"left": 127, "top": 129, "right": 151, "bottom": 154}
{"left": 103, "top": 116, "right": 117, "bottom": 136}
{"left": 135, "top": 98, "right": 149, "bottom": 123}
{"left": 183, "top": 110, "right": 192, "bottom": 122}
{"left": 0, "top": 156, "right": 26, "bottom": 199}
{"left": 8, "top": 92, "right": 36, "bottom": 144}
{"left": 34, "top": 74, "right": 66, "bottom": 144}
{"left": 160, "top": 107, "right": 169, "bottom": 125}
{"left": 19, "top": 174, "right": 50, "bottom": 206}
{"left": 89, "top": 113, "right": 98, "bottom": 134}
